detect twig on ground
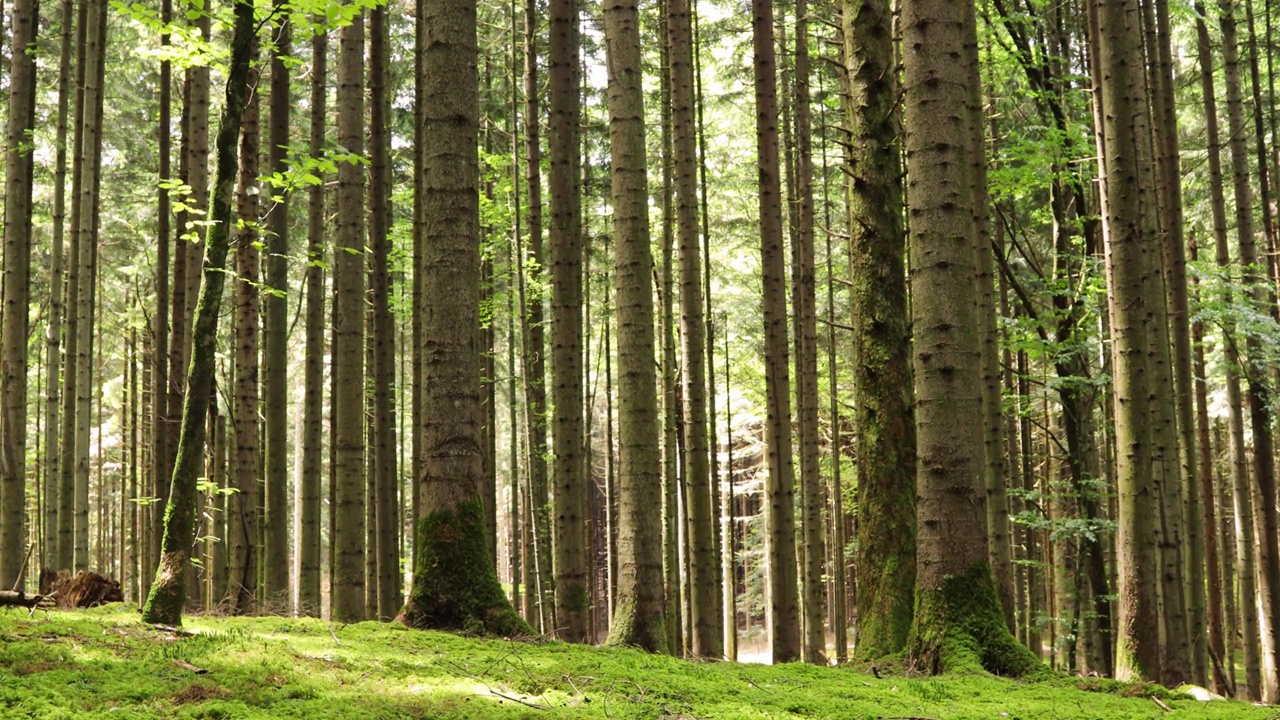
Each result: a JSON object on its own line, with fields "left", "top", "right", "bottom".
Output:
{"left": 172, "top": 658, "right": 207, "bottom": 674}
{"left": 1152, "top": 697, "right": 1173, "bottom": 713}
{"left": 328, "top": 626, "right": 341, "bottom": 645}
{"left": 151, "top": 624, "right": 194, "bottom": 637}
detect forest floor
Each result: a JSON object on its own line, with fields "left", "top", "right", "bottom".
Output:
{"left": 0, "top": 605, "right": 1274, "bottom": 719}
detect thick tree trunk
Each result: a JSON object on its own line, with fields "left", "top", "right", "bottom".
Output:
{"left": 902, "top": 0, "right": 1038, "bottom": 677}
{"left": 140, "top": 0, "right": 256, "bottom": 625}
{"left": 398, "top": 0, "right": 526, "bottom": 636}
{"left": 601, "top": 0, "right": 668, "bottom": 653}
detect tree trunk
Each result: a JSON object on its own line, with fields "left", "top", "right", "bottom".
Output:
{"left": 228, "top": 34, "right": 261, "bottom": 614}
{"left": 1089, "top": 0, "right": 1163, "bottom": 682}
{"left": 0, "top": 0, "right": 39, "bottom": 589}
{"left": 331, "top": 6, "right": 366, "bottom": 623}
{"left": 750, "top": 0, "right": 800, "bottom": 665}
{"left": 600, "top": 0, "right": 668, "bottom": 653}
{"left": 902, "top": 0, "right": 1038, "bottom": 677}
{"left": 843, "top": 0, "right": 915, "bottom": 660}
{"left": 398, "top": 0, "right": 527, "bottom": 636}
{"left": 368, "top": 0, "right": 400, "bottom": 621}
{"left": 261, "top": 0, "right": 291, "bottom": 608}
{"left": 140, "top": 0, "right": 256, "bottom": 625}
{"left": 549, "top": 0, "right": 589, "bottom": 644}
{"left": 668, "top": 0, "right": 717, "bottom": 659}
{"left": 296, "top": 23, "right": 327, "bottom": 619}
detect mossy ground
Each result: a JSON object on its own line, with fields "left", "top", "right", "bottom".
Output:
{"left": 0, "top": 605, "right": 1272, "bottom": 719}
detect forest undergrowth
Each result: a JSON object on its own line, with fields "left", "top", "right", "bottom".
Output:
{"left": 0, "top": 605, "right": 1272, "bottom": 719}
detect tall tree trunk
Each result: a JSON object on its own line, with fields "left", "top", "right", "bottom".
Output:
{"left": 601, "top": 0, "right": 668, "bottom": 653}
{"left": 73, "top": 0, "right": 107, "bottom": 573}
{"left": 42, "top": 0, "right": 73, "bottom": 578}
{"left": 843, "top": 0, "right": 915, "bottom": 659}
{"left": 261, "top": 0, "right": 291, "bottom": 608}
{"left": 790, "top": 0, "right": 824, "bottom": 665}
{"left": 141, "top": 0, "right": 257, "bottom": 625}
{"left": 0, "top": 0, "right": 39, "bottom": 589}
{"left": 1089, "top": 0, "right": 1162, "bottom": 682}
{"left": 368, "top": 0, "right": 400, "bottom": 621}
{"left": 331, "top": 6, "right": 367, "bottom": 623}
{"left": 398, "top": 0, "right": 527, "bottom": 636}
{"left": 549, "top": 0, "right": 589, "bottom": 643}
{"left": 902, "top": 0, "right": 1037, "bottom": 676}
{"left": 228, "top": 35, "right": 261, "bottom": 614}
{"left": 669, "top": 0, "right": 717, "bottom": 659}
{"left": 296, "top": 23, "right": 327, "bottom": 618}
{"left": 1220, "top": 0, "right": 1266, "bottom": 697}
{"left": 751, "top": 0, "right": 800, "bottom": 664}
{"left": 57, "top": 0, "right": 88, "bottom": 575}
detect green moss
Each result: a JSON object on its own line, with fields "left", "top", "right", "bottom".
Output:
{"left": 907, "top": 562, "right": 1046, "bottom": 678}
{"left": 0, "top": 605, "right": 1273, "bottom": 719}
{"left": 603, "top": 595, "right": 668, "bottom": 653}
{"left": 398, "top": 500, "right": 531, "bottom": 637}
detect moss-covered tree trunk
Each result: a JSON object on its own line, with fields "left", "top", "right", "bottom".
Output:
{"left": 843, "top": 0, "right": 915, "bottom": 660}
{"left": 140, "top": 0, "right": 255, "bottom": 625}
{"left": 601, "top": 0, "right": 668, "bottom": 654}
{"left": 901, "top": 0, "right": 1038, "bottom": 677}
{"left": 398, "top": 0, "right": 528, "bottom": 637}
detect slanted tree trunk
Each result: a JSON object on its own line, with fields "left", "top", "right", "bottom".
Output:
{"left": 601, "top": 0, "right": 668, "bottom": 653}
{"left": 843, "top": 0, "right": 915, "bottom": 660}
{"left": 140, "top": 0, "right": 257, "bottom": 625}
{"left": 0, "top": 0, "right": 39, "bottom": 589}
{"left": 331, "top": 6, "right": 367, "bottom": 623}
{"left": 398, "top": 0, "right": 527, "bottom": 636}
{"left": 549, "top": 0, "right": 589, "bottom": 644}
{"left": 901, "top": 0, "right": 1038, "bottom": 677}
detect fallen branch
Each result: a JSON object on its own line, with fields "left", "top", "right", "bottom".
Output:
{"left": 10, "top": 544, "right": 34, "bottom": 591}
{"left": 0, "top": 590, "right": 44, "bottom": 608}
{"left": 172, "top": 658, "right": 207, "bottom": 674}
{"left": 151, "top": 624, "right": 195, "bottom": 637}
{"left": 1152, "top": 697, "right": 1173, "bottom": 713}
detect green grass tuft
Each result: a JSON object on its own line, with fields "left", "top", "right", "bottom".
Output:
{"left": 0, "top": 605, "right": 1269, "bottom": 718}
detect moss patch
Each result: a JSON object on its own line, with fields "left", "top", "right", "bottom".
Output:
{"left": 0, "top": 605, "right": 1270, "bottom": 719}
{"left": 907, "top": 562, "right": 1045, "bottom": 678}
{"left": 398, "top": 500, "right": 531, "bottom": 637}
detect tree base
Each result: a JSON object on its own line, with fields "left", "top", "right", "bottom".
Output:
{"left": 908, "top": 563, "right": 1043, "bottom": 677}
{"left": 603, "top": 595, "right": 668, "bottom": 653}
{"left": 397, "top": 501, "right": 530, "bottom": 637}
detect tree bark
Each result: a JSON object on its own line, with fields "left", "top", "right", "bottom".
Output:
{"left": 140, "top": 0, "right": 257, "bottom": 625}
{"left": 601, "top": 0, "right": 668, "bottom": 653}
{"left": 331, "top": 6, "right": 367, "bottom": 623}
